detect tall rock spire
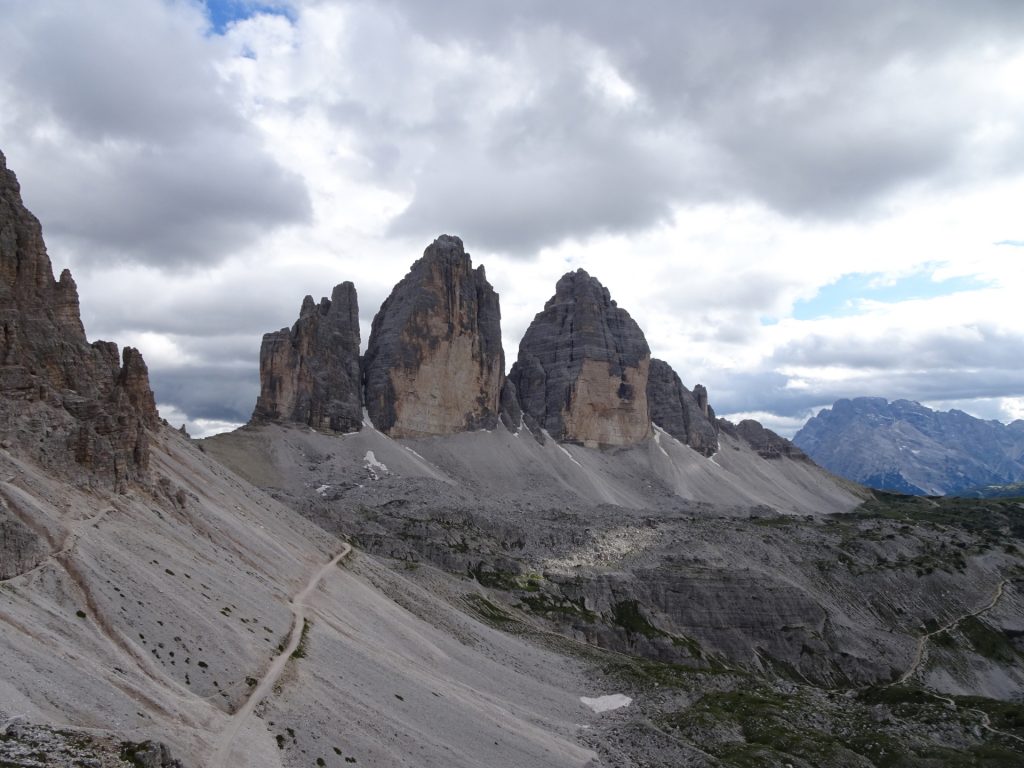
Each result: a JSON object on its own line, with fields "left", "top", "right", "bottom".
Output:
{"left": 363, "top": 235, "right": 504, "bottom": 437}
{"left": 509, "top": 269, "right": 652, "bottom": 447}
{"left": 252, "top": 281, "right": 363, "bottom": 433}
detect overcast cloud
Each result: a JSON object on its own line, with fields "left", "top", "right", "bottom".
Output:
{"left": 1, "top": 0, "right": 1023, "bottom": 436}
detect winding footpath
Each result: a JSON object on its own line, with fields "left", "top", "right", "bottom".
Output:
{"left": 211, "top": 544, "right": 352, "bottom": 768}
{"left": 889, "top": 578, "right": 1024, "bottom": 748}
{"left": 896, "top": 578, "right": 1009, "bottom": 685}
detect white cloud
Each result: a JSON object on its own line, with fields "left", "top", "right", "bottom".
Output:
{"left": 2, "top": 0, "right": 1023, "bottom": 435}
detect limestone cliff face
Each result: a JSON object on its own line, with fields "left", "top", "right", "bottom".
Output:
{"left": 363, "top": 235, "right": 504, "bottom": 437}
{"left": 252, "top": 282, "right": 362, "bottom": 433}
{"left": 509, "top": 270, "right": 652, "bottom": 447}
{"left": 0, "top": 149, "right": 159, "bottom": 489}
{"left": 646, "top": 358, "right": 719, "bottom": 456}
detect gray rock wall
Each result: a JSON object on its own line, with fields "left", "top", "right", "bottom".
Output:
{"left": 253, "top": 282, "right": 362, "bottom": 433}
{"left": 646, "top": 358, "right": 719, "bottom": 456}
{"left": 509, "top": 269, "right": 651, "bottom": 447}
{"left": 0, "top": 149, "right": 159, "bottom": 490}
{"left": 363, "top": 235, "right": 504, "bottom": 437}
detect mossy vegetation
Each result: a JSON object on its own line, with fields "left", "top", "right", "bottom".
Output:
{"left": 660, "top": 682, "right": 1024, "bottom": 768}
{"left": 462, "top": 594, "right": 515, "bottom": 626}
{"left": 290, "top": 618, "right": 311, "bottom": 659}
{"left": 842, "top": 492, "right": 1024, "bottom": 540}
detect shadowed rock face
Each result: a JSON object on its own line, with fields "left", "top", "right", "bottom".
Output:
{"left": 509, "top": 269, "right": 651, "bottom": 447}
{"left": 0, "top": 150, "right": 158, "bottom": 489}
{"left": 253, "top": 282, "right": 362, "bottom": 433}
{"left": 363, "top": 235, "right": 504, "bottom": 437}
{"left": 646, "top": 358, "right": 719, "bottom": 456}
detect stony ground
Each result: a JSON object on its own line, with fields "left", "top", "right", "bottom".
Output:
{"left": 202, "top": 421, "right": 1024, "bottom": 767}
{"left": 3, "top": 415, "right": 1023, "bottom": 766}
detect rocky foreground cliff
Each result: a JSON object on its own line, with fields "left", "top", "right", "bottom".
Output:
{"left": 0, "top": 150, "right": 158, "bottom": 491}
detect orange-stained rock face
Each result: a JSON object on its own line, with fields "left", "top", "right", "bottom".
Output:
{"left": 509, "top": 269, "right": 652, "bottom": 447}
{"left": 363, "top": 235, "right": 504, "bottom": 437}
{"left": 563, "top": 357, "right": 651, "bottom": 448}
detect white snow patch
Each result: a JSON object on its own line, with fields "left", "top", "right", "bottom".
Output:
{"left": 651, "top": 424, "right": 669, "bottom": 457}
{"left": 403, "top": 446, "right": 427, "bottom": 461}
{"left": 549, "top": 435, "right": 583, "bottom": 467}
{"left": 361, "top": 408, "right": 377, "bottom": 431}
{"left": 364, "top": 450, "right": 389, "bottom": 480}
{"left": 316, "top": 484, "right": 331, "bottom": 496}
{"left": 580, "top": 694, "right": 632, "bottom": 713}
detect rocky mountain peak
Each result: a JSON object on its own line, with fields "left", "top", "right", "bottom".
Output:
{"left": 509, "top": 270, "right": 651, "bottom": 447}
{"left": 0, "top": 149, "right": 158, "bottom": 489}
{"left": 795, "top": 397, "right": 1024, "bottom": 495}
{"left": 253, "top": 281, "right": 362, "bottom": 433}
{"left": 363, "top": 235, "right": 504, "bottom": 437}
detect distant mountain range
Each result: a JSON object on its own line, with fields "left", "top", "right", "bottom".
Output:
{"left": 794, "top": 397, "right": 1024, "bottom": 496}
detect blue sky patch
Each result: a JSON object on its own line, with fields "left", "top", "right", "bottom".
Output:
{"left": 204, "top": 0, "right": 294, "bottom": 35}
{"left": 792, "top": 269, "right": 992, "bottom": 321}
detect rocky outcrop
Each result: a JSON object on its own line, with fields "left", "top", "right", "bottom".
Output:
{"left": 252, "top": 282, "right": 362, "bottom": 433}
{"left": 498, "top": 378, "right": 522, "bottom": 432}
{"left": 363, "top": 235, "right": 504, "bottom": 437}
{"left": 509, "top": 270, "right": 651, "bottom": 447}
{"left": 719, "top": 418, "right": 809, "bottom": 461}
{"left": 646, "top": 358, "right": 719, "bottom": 456}
{"left": 0, "top": 149, "right": 158, "bottom": 489}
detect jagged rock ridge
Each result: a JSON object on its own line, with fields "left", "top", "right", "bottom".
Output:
{"left": 794, "top": 397, "right": 1024, "bottom": 495}
{"left": 509, "top": 269, "right": 652, "bottom": 447}
{"left": 646, "top": 358, "right": 719, "bottom": 456}
{"left": 720, "top": 418, "right": 808, "bottom": 461}
{"left": 363, "top": 235, "right": 504, "bottom": 437}
{"left": 252, "top": 281, "right": 362, "bottom": 433}
{"left": 0, "top": 150, "right": 159, "bottom": 490}
{"left": 250, "top": 243, "right": 812, "bottom": 465}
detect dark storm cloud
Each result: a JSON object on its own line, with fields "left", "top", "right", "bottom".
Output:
{"left": 0, "top": 0, "right": 310, "bottom": 268}
{"left": 150, "top": 365, "right": 258, "bottom": 425}
{"left": 331, "top": 0, "right": 1024, "bottom": 253}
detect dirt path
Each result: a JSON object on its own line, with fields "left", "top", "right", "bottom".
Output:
{"left": 896, "top": 579, "right": 1009, "bottom": 685}
{"left": 925, "top": 690, "right": 1024, "bottom": 747}
{"left": 210, "top": 544, "right": 352, "bottom": 767}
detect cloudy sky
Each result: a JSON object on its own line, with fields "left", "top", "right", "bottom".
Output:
{"left": 2, "top": 0, "right": 1023, "bottom": 437}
